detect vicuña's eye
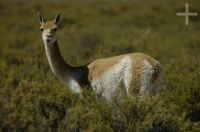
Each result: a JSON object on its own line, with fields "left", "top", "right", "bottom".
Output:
{"left": 52, "top": 28, "right": 57, "bottom": 32}
{"left": 40, "top": 28, "right": 44, "bottom": 32}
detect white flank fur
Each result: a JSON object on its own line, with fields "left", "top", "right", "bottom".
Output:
{"left": 91, "top": 57, "right": 132, "bottom": 100}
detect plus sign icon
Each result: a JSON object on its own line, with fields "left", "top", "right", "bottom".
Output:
{"left": 176, "top": 3, "right": 198, "bottom": 25}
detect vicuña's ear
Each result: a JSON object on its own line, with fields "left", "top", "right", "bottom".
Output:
{"left": 38, "top": 12, "right": 45, "bottom": 24}
{"left": 53, "top": 13, "right": 60, "bottom": 24}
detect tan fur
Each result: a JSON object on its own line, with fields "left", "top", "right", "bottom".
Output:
{"left": 87, "top": 55, "right": 123, "bottom": 81}
{"left": 40, "top": 21, "right": 57, "bottom": 30}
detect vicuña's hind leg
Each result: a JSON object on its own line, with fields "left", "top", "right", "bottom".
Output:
{"left": 150, "top": 63, "right": 162, "bottom": 95}
{"left": 139, "top": 62, "right": 154, "bottom": 96}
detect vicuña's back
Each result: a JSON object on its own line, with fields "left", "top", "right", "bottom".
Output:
{"left": 38, "top": 13, "right": 162, "bottom": 100}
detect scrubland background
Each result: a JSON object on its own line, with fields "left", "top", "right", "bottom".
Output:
{"left": 0, "top": 0, "right": 200, "bottom": 131}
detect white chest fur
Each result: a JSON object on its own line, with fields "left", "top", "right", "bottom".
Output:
{"left": 67, "top": 78, "right": 82, "bottom": 93}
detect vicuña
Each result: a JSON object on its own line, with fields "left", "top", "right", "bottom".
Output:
{"left": 38, "top": 13, "right": 162, "bottom": 100}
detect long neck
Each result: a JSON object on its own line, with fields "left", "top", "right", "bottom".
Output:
{"left": 45, "top": 40, "right": 72, "bottom": 83}
{"left": 44, "top": 40, "right": 90, "bottom": 90}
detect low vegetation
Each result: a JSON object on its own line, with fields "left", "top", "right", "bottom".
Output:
{"left": 0, "top": 0, "right": 200, "bottom": 131}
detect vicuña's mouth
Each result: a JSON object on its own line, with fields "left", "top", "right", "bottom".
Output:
{"left": 46, "top": 37, "right": 52, "bottom": 43}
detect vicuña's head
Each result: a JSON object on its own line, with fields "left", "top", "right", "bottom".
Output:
{"left": 38, "top": 12, "right": 60, "bottom": 45}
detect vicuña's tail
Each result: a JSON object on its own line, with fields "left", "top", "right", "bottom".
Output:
{"left": 151, "top": 62, "right": 162, "bottom": 94}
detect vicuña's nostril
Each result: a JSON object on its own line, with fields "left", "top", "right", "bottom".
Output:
{"left": 46, "top": 35, "right": 53, "bottom": 43}
{"left": 46, "top": 35, "right": 51, "bottom": 37}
